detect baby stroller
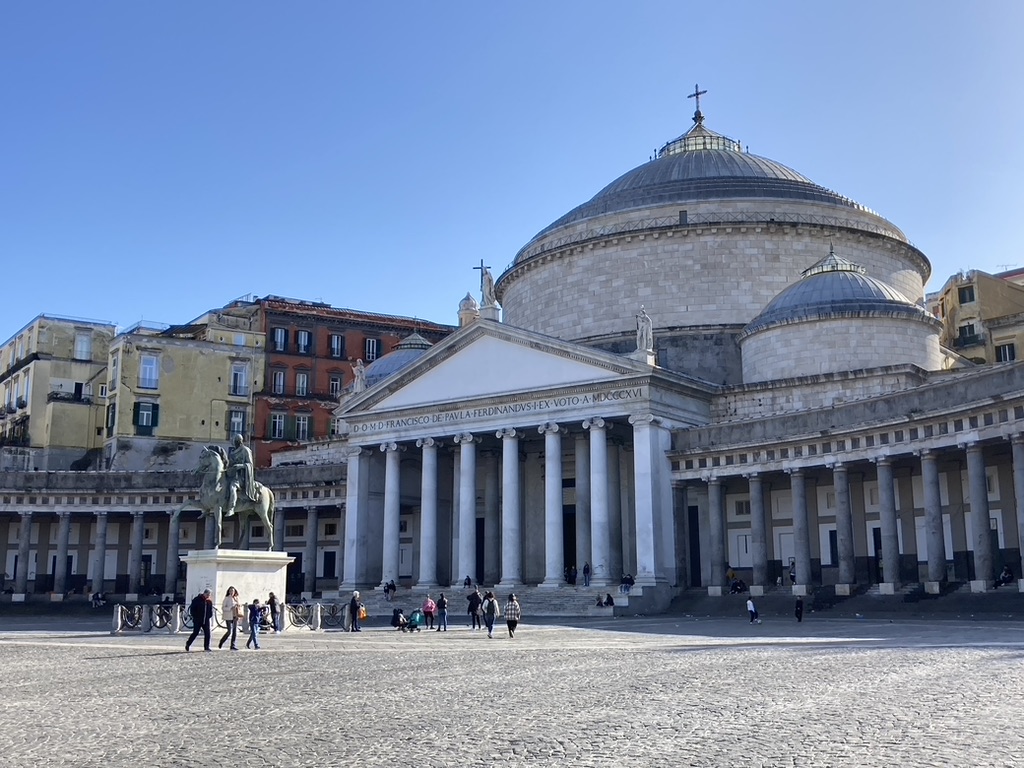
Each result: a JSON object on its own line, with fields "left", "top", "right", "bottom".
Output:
{"left": 404, "top": 608, "right": 425, "bottom": 633}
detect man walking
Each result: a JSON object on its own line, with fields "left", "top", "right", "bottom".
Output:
{"left": 185, "top": 588, "right": 213, "bottom": 652}
{"left": 582, "top": 562, "right": 591, "bottom": 587}
{"left": 746, "top": 596, "right": 761, "bottom": 624}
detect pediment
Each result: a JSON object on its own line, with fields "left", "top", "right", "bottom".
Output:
{"left": 345, "top": 322, "right": 647, "bottom": 414}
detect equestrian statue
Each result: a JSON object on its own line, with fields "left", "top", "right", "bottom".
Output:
{"left": 194, "top": 435, "right": 276, "bottom": 550}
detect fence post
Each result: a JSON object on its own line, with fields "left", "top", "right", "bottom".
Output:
{"left": 170, "top": 605, "right": 182, "bottom": 634}
{"left": 143, "top": 605, "right": 153, "bottom": 633}
{"left": 111, "top": 604, "right": 122, "bottom": 635}
{"left": 312, "top": 603, "right": 323, "bottom": 632}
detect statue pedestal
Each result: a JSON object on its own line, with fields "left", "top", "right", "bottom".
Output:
{"left": 479, "top": 304, "right": 500, "bottom": 322}
{"left": 628, "top": 349, "right": 655, "bottom": 365}
{"left": 181, "top": 549, "right": 294, "bottom": 630}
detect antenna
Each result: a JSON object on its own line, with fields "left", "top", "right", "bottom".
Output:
{"left": 997, "top": 264, "right": 1017, "bottom": 271}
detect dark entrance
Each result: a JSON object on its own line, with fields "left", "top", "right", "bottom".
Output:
{"left": 828, "top": 530, "right": 839, "bottom": 570}
{"left": 563, "top": 505, "right": 576, "bottom": 582}
{"left": 871, "top": 527, "right": 883, "bottom": 583}
{"left": 688, "top": 505, "right": 701, "bottom": 588}
{"left": 286, "top": 552, "right": 303, "bottom": 596}
{"left": 475, "top": 517, "right": 485, "bottom": 585}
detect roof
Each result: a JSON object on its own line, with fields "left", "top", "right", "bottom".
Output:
{"left": 364, "top": 333, "right": 434, "bottom": 386}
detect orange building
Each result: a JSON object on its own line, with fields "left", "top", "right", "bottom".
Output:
{"left": 247, "top": 295, "right": 454, "bottom": 466}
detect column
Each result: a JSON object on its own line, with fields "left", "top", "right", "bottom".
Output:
{"left": 876, "top": 458, "right": 900, "bottom": 588}
{"left": 539, "top": 422, "right": 564, "bottom": 586}
{"left": 304, "top": 506, "right": 319, "bottom": 595}
{"left": 53, "top": 511, "right": 72, "bottom": 596}
{"left": 747, "top": 474, "right": 768, "bottom": 588}
{"left": 416, "top": 437, "right": 439, "bottom": 587}
{"left": 342, "top": 447, "right": 370, "bottom": 588}
{"left": 128, "top": 510, "right": 145, "bottom": 595}
{"left": 92, "top": 512, "right": 108, "bottom": 592}
{"left": 584, "top": 418, "right": 609, "bottom": 586}
{"left": 380, "top": 442, "right": 402, "bottom": 588}
{"left": 707, "top": 477, "right": 725, "bottom": 590}
{"left": 630, "top": 415, "right": 663, "bottom": 586}
{"left": 483, "top": 450, "right": 500, "bottom": 585}
{"left": 165, "top": 509, "right": 181, "bottom": 597}
{"left": 574, "top": 433, "right": 592, "bottom": 584}
{"left": 14, "top": 511, "right": 32, "bottom": 594}
{"left": 1012, "top": 435, "right": 1024, "bottom": 587}
{"left": 965, "top": 442, "right": 993, "bottom": 587}
{"left": 790, "top": 469, "right": 812, "bottom": 588}
{"left": 607, "top": 441, "right": 624, "bottom": 582}
{"left": 833, "top": 464, "right": 856, "bottom": 587}
{"left": 274, "top": 501, "right": 286, "bottom": 553}
{"left": 921, "top": 449, "right": 946, "bottom": 586}
{"left": 453, "top": 432, "right": 478, "bottom": 585}
{"left": 497, "top": 428, "right": 521, "bottom": 586}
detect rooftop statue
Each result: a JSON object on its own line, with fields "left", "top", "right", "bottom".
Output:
{"left": 636, "top": 306, "right": 653, "bottom": 353}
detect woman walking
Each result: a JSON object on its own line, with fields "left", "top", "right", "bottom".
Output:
{"left": 481, "top": 591, "right": 501, "bottom": 638}
{"left": 422, "top": 594, "right": 436, "bottom": 630}
{"left": 218, "top": 586, "right": 241, "bottom": 650}
{"left": 504, "top": 593, "right": 522, "bottom": 638}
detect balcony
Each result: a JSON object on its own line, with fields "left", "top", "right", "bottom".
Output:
{"left": 953, "top": 333, "right": 985, "bottom": 349}
{"left": 47, "top": 391, "right": 93, "bottom": 405}
{"left": 138, "top": 377, "right": 159, "bottom": 390}
{"left": 229, "top": 385, "right": 250, "bottom": 398}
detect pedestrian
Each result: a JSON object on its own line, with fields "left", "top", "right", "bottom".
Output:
{"left": 747, "top": 597, "right": 761, "bottom": 624}
{"left": 795, "top": 596, "right": 804, "bottom": 623}
{"left": 349, "top": 590, "right": 362, "bottom": 632}
{"left": 482, "top": 591, "right": 501, "bottom": 638}
{"left": 504, "top": 593, "right": 522, "bottom": 638}
{"left": 788, "top": 559, "right": 796, "bottom": 585}
{"left": 463, "top": 575, "right": 472, "bottom": 588}
{"left": 246, "top": 599, "right": 264, "bottom": 649}
{"left": 218, "top": 586, "right": 241, "bottom": 650}
{"left": 435, "top": 592, "right": 449, "bottom": 631}
{"left": 185, "top": 588, "right": 213, "bottom": 652}
{"left": 267, "top": 591, "right": 280, "bottom": 633}
{"left": 570, "top": 565, "right": 578, "bottom": 585}
{"left": 604, "top": 593, "right": 615, "bottom": 607}
{"left": 583, "top": 562, "right": 591, "bottom": 587}
{"left": 467, "top": 587, "right": 483, "bottom": 630}
{"left": 422, "top": 594, "right": 436, "bottom": 630}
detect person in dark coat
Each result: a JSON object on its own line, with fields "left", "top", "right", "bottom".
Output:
{"left": 795, "top": 596, "right": 804, "bottom": 623}
{"left": 467, "top": 588, "right": 483, "bottom": 630}
{"left": 185, "top": 589, "right": 213, "bottom": 652}
{"left": 349, "top": 590, "right": 362, "bottom": 632}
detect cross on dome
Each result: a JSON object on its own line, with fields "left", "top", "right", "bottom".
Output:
{"left": 687, "top": 82, "right": 708, "bottom": 124}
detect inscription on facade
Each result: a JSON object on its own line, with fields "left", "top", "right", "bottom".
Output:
{"left": 350, "top": 387, "right": 645, "bottom": 434}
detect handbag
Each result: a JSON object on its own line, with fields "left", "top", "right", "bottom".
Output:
{"left": 359, "top": 605, "right": 368, "bottom": 620}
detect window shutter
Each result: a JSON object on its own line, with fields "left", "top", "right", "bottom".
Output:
{"left": 132, "top": 402, "right": 141, "bottom": 426}
{"left": 151, "top": 404, "right": 160, "bottom": 427}
{"left": 285, "top": 415, "right": 296, "bottom": 440}
{"left": 266, "top": 415, "right": 272, "bottom": 439}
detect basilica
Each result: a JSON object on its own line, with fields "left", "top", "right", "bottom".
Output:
{"left": 329, "top": 94, "right": 1024, "bottom": 610}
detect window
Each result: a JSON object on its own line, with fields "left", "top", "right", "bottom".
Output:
{"left": 325, "top": 523, "right": 337, "bottom": 536}
{"left": 297, "top": 330, "right": 312, "bottom": 355}
{"left": 234, "top": 333, "right": 245, "bottom": 346}
{"left": 74, "top": 331, "right": 92, "bottom": 360}
{"left": 252, "top": 525, "right": 265, "bottom": 538}
{"left": 228, "top": 409, "right": 246, "bottom": 436}
{"left": 133, "top": 402, "right": 159, "bottom": 436}
{"left": 272, "top": 327, "right": 287, "bottom": 352}
{"left": 364, "top": 338, "right": 380, "bottom": 361}
{"left": 230, "top": 362, "right": 248, "bottom": 396}
{"left": 734, "top": 500, "right": 750, "bottom": 516}
{"left": 958, "top": 285, "right": 976, "bottom": 304}
{"left": 16, "top": 336, "right": 24, "bottom": 360}
{"left": 272, "top": 370, "right": 285, "bottom": 395}
{"left": 330, "top": 334, "right": 345, "bottom": 358}
{"left": 109, "top": 353, "right": 119, "bottom": 391}
{"left": 329, "top": 375, "right": 342, "bottom": 397}
{"left": 330, "top": 417, "right": 343, "bottom": 437}
{"left": 296, "top": 372, "right": 309, "bottom": 397}
{"left": 106, "top": 403, "right": 116, "bottom": 436}
{"left": 270, "top": 412, "right": 285, "bottom": 439}
{"left": 996, "top": 343, "right": 1016, "bottom": 362}
{"left": 296, "top": 414, "right": 310, "bottom": 441}
{"left": 99, "top": 384, "right": 108, "bottom": 398}
{"left": 285, "top": 524, "right": 305, "bottom": 538}
{"left": 139, "top": 355, "right": 159, "bottom": 389}
{"left": 958, "top": 323, "right": 976, "bottom": 339}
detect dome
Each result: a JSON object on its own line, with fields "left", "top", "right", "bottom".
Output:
{"left": 527, "top": 120, "right": 880, "bottom": 247}
{"left": 740, "top": 247, "right": 939, "bottom": 339}
{"left": 363, "top": 333, "right": 433, "bottom": 386}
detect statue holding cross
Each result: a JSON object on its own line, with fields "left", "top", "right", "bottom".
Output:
{"left": 474, "top": 259, "right": 498, "bottom": 308}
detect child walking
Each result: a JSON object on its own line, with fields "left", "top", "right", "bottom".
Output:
{"left": 246, "top": 598, "right": 264, "bottom": 649}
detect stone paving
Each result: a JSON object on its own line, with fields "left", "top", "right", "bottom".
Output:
{"left": 1, "top": 613, "right": 1023, "bottom": 767}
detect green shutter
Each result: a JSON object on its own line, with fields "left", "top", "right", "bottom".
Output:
{"left": 132, "top": 402, "right": 141, "bottom": 426}
{"left": 151, "top": 404, "right": 160, "bottom": 427}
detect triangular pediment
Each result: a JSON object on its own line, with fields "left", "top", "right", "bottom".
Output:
{"left": 344, "top": 321, "right": 651, "bottom": 414}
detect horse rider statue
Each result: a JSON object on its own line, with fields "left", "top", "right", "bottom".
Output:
{"left": 225, "top": 434, "right": 259, "bottom": 518}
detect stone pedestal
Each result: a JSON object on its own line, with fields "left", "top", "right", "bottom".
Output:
{"left": 49, "top": 593, "right": 65, "bottom": 602}
{"left": 628, "top": 350, "right": 656, "bottom": 366}
{"left": 792, "top": 584, "right": 809, "bottom": 596}
{"left": 12, "top": 593, "right": 27, "bottom": 603}
{"left": 834, "top": 583, "right": 853, "bottom": 596}
{"left": 479, "top": 305, "right": 500, "bottom": 322}
{"left": 707, "top": 585, "right": 723, "bottom": 597}
{"left": 182, "top": 549, "right": 294, "bottom": 630}
{"left": 878, "top": 582, "right": 896, "bottom": 595}
{"left": 749, "top": 585, "right": 765, "bottom": 597}
{"left": 970, "top": 579, "right": 990, "bottom": 593}
{"left": 924, "top": 581, "right": 942, "bottom": 595}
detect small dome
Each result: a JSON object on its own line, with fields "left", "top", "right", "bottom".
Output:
{"left": 459, "top": 292, "right": 479, "bottom": 312}
{"left": 363, "top": 333, "right": 433, "bottom": 386}
{"left": 741, "top": 247, "right": 939, "bottom": 339}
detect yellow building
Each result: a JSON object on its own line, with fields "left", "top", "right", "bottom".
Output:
{"left": 932, "top": 270, "right": 1024, "bottom": 365}
{"left": 0, "top": 315, "right": 116, "bottom": 471}
{"left": 103, "top": 305, "right": 266, "bottom": 470}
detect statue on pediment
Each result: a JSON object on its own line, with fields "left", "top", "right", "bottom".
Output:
{"left": 636, "top": 306, "right": 653, "bottom": 353}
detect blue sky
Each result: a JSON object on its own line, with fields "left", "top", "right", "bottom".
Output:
{"left": 2, "top": 3, "right": 1022, "bottom": 337}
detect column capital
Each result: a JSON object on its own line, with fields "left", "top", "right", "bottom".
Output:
{"left": 914, "top": 447, "right": 937, "bottom": 460}
{"left": 872, "top": 455, "right": 892, "bottom": 467}
{"left": 628, "top": 414, "right": 661, "bottom": 427}
{"left": 345, "top": 446, "right": 372, "bottom": 458}
{"left": 453, "top": 432, "right": 479, "bottom": 445}
{"left": 416, "top": 436, "right": 439, "bottom": 449}
{"left": 55, "top": 509, "right": 71, "bottom": 518}
{"left": 1011, "top": 433, "right": 1024, "bottom": 447}
{"left": 786, "top": 467, "right": 805, "bottom": 477}
{"left": 741, "top": 470, "right": 761, "bottom": 480}
{"left": 538, "top": 422, "right": 564, "bottom": 436}
{"left": 379, "top": 441, "right": 403, "bottom": 453}
{"left": 495, "top": 427, "right": 518, "bottom": 439}
{"left": 19, "top": 510, "right": 33, "bottom": 520}
{"left": 131, "top": 509, "right": 145, "bottom": 518}
{"left": 582, "top": 417, "right": 606, "bottom": 430}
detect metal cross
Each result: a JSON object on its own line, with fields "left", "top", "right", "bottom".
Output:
{"left": 473, "top": 258, "right": 491, "bottom": 289}
{"left": 687, "top": 83, "right": 707, "bottom": 112}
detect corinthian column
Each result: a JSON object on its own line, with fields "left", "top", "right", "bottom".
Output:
{"left": 342, "top": 447, "right": 371, "bottom": 589}
{"left": 583, "top": 418, "right": 609, "bottom": 586}
{"left": 380, "top": 442, "right": 402, "bottom": 588}
{"left": 453, "top": 433, "right": 478, "bottom": 585}
{"left": 539, "top": 422, "right": 565, "bottom": 587}
{"left": 416, "top": 437, "right": 439, "bottom": 587}
{"left": 790, "top": 469, "right": 811, "bottom": 590}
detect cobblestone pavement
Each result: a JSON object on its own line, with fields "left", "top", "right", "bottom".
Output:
{"left": 2, "top": 615, "right": 1023, "bottom": 767}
